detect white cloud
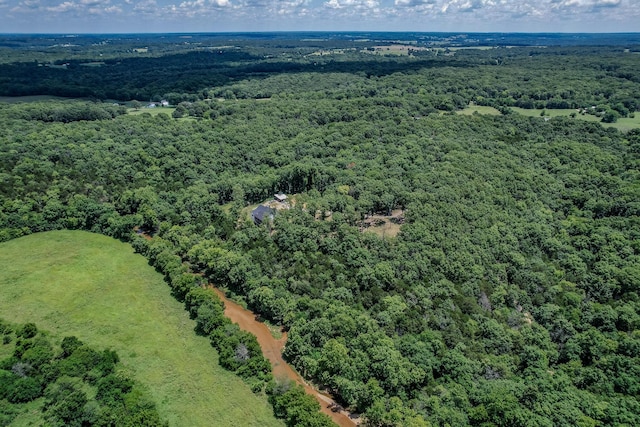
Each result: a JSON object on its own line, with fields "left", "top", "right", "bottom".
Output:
{"left": 390, "top": 0, "right": 625, "bottom": 15}
{"left": 178, "top": 0, "right": 204, "bottom": 7}
{"left": 9, "top": 0, "right": 123, "bottom": 14}
{"left": 80, "top": 0, "right": 109, "bottom": 6}
{"left": 172, "top": 0, "right": 232, "bottom": 17}
{"left": 205, "top": 0, "right": 311, "bottom": 19}
{"left": 394, "top": 0, "right": 435, "bottom": 7}
{"left": 593, "top": 0, "right": 620, "bottom": 7}
{"left": 46, "top": 1, "right": 79, "bottom": 11}
{"left": 19, "top": 0, "right": 41, "bottom": 8}
{"left": 87, "top": 3, "right": 120, "bottom": 12}
{"left": 324, "top": 0, "right": 378, "bottom": 9}
{"left": 457, "top": 0, "right": 481, "bottom": 12}
{"left": 176, "top": 0, "right": 231, "bottom": 10}
{"left": 274, "top": 0, "right": 307, "bottom": 15}
{"left": 551, "top": 0, "right": 622, "bottom": 8}
{"left": 133, "top": 0, "right": 157, "bottom": 12}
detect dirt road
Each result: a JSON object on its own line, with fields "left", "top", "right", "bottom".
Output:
{"left": 210, "top": 287, "right": 358, "bottom": 427}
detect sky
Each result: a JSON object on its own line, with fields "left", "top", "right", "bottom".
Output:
{"left": 1, "top": 0, "right": 639, "bottom": 33}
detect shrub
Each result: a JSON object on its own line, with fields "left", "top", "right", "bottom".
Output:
{"left": 7, "top": 376, "right": 42, "bottom": 403}
{"left": 16, "top": 323, "right": 37, "bottom": 339}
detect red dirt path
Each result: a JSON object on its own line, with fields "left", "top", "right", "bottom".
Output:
{"left": 211, "top": 287, "right": 358, "bottom": 427}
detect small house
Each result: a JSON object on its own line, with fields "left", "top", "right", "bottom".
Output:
{"left": 252, "top": 205, "right": 274, "bottom": 226}
{"left": 274, "top": 193, "right": 287, "bottom": 203}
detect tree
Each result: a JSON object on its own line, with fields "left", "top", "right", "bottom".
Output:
{"left": 16, "top": 323, "right": 37, "bottom": 339}
{"left": 44, "top": 377, "right": 89, "bottom": 427}
{"left": 60, "top": 336, "right": 83, "bottom": 358}
{"left": 195, "top": 300, "right": 226, "bottom": 335}
{"left": 601, "top": 110, "right": 619, "bottom": 123}
{"left": 269, "top": 382, "right": 334, "bottom": 427}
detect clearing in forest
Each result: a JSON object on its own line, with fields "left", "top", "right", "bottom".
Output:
{"left": 0, "top": 230, "right": 282, "bottom": 427}
{"left": 360, "top": 209, "right": 404, "bottom": 239}
{"left": 511, "top": 107, "right": 640, "bottom": 131}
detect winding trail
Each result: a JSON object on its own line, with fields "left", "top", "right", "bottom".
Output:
{"left": 210, "top": 287, "right": 359, "bottom": 427}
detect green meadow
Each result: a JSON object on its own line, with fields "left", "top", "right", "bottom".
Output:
{"left": 457, "top": 105, "right": 640, "bottom": 131}
{"left": 127, "top": 106, "right": 177, "bottom": 116}
{"left": 0, "top": 230, "right": 282, "bottom": 427}
{"left": 511, "top": 107, "right": 640, "bottom": 131}
{"left": 456, "top": 105, "right": 501, "bottom": 115}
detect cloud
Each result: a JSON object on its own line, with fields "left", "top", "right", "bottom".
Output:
{"left": 593, "top": 0, "right": 620, "bottom": 7}
{"left": 457, "top": 0, "right": 483, "bottom": 12}
{"left": 43, "top": 0, "right": 120, "bottom": 13}
{"left": 133, "top": 0, "right": 157, "bottom": 13}
{"left": 237, "top": 0, "right": 269, "bottom": 7}
{"left": 178, "top": 0, "right": 203, "bottom": 7}
{"left": 9, "top": 0, "right": 121, "bottom": 14}
{"left": 324, "top": 0, "right": 378, "bottom": 9}
{"left": 394, "top": 0, "right": 435, "bottom": 8}
{"left": 274, "top": 0, "right": 307, "bottom": 15}
{"left": 87, "top": 3, "right": 121, "bottom": 13}
{"left": 46, "top": 1, "right": 80, "bottom": 11}
{"left": 2, "top": 0, "right": 638, "bottom": 32}
{"left": 551, "top": 0, "right": 622, "bottom": 9}
{"left": 80, "top": 0, "right": 109, "bottom": 6}
{"left": 436, "top": 0, "right": 504, "bottom": 13}
{"left": 173, "top": 0, "right": 233, "bottom": 16}
{"left": 405, "top": 0, "right": 625, "bottom": 15}
{"left": 210, "top": 0, "right": 307, "bottom": 11}
{"left": 178, "top": 0, "right": 230, "bottom": 8}
{"left": 396, "top": 0, "right": 629, "bottom": 21}
{"left": 18, "top": 0, "right": 42, "bottom": 9}
{"left": 162, "top": 0, "right": 237, "bottom": 19}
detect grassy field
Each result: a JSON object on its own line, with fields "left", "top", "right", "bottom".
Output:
{"left": 457, "top": 105, "right": 501, "bottom": 115}
{"left": 511, "top": 107, "right": 640, "bottom": 131}
{"left": 362, "top": 220, "right": 401, "bottom": 239}
{"left": 0, "top": 230, "right": 282, "bottom": 427}
{"left": 512, "top": 107, "right": 600, "bottom": 120}
{"left": 458, "top": 105, "right": 640, "bottom": 131}
{"left": 127, "top": 106, "right": 177, "bottom": 116}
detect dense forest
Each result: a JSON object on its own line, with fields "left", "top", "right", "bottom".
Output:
{"left": 1, "top": 33, "right": 640, "bottom": 426}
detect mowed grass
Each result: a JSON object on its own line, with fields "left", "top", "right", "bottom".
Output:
{"left": 0, "top": 230, "right": 282, "bottom": 427}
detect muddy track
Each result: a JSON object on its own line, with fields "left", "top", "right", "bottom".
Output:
{"left": 210, "top": 287, "right": 359, "bottom": 427}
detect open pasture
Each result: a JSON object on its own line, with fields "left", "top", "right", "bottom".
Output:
{"left": 0, "top": 230, "right": 282, "bottom": 427}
